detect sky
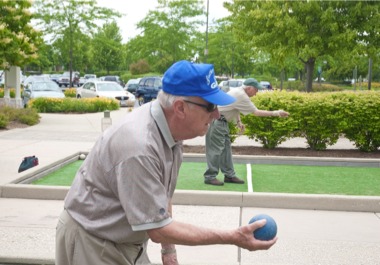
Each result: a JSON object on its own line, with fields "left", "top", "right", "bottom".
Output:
{"left": 96, "top": 0, "right": 231, "bottom": 43}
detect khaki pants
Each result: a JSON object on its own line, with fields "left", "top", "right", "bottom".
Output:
{"left": 56, "top": 210, "right": 151, "bottom": 265}
{"left": 204, "top": 119, "right": 236, "bottom": 180}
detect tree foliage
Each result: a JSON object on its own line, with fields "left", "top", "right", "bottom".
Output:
{"left": 127, "top": 0, "right": 205, "bottom": 73}
{"left": 225, "top": 1, "right": 380, "bottom": 91}
{"left": 92, "top": 21, "right": 124, "bottom": 74}
{"left": 33, "top": 0, "right": 121, "bottom": 83}
{"left": 0, "top": 0, "right": 42, "bottom": 69}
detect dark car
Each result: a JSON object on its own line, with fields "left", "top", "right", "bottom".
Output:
{"left": 135, "top": 76, "right": 162, "bottom": 105}
{"left": 57, "top": 71, "right": 80, "bottom": 89}
{"left": 103, "top": 75, "right": 124, "bottom": 87}
{"left": 259, "top": 81, "right": 273, "bottom": 90}
{"left": 125, "top": 78, "right": 141, "bottom": 94}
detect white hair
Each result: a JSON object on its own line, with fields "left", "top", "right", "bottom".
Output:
{"left": 157, "top": 90, "right": 190, "bottom": 108}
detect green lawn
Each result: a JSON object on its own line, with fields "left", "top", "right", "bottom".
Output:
{"left": 31, "top": 161, "right": 380, "bottom": 196}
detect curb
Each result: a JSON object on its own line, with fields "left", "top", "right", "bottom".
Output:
{"left": 1, "top": 184, "right": 379, "bottom": 213}
{"left": 1, "top": 153, "right": 379, "bottom": 212}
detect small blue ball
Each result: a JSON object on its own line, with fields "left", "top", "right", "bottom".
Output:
{"left": 249, "top": 214, "right": 277, "bottom": 241}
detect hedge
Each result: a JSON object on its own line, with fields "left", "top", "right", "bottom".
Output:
{"left": 241, "top": 91, "right": 380, "bottom": 152}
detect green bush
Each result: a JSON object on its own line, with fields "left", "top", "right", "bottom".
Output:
{"left": 64, "top": 88, "right": 77, "bottom": 98}
{"left": 0, "top": 113, "right": 9, "bottom": 128}
{"left": 0, "top": 88, "right": 16, "bottom": 98}
{"left": 17, "top": 108, "right": 41, "bottom": 125}
{"left": 292, "top": 93, "right": 343, "bottom": 150}
{"left": 340, "top": 91, "right": 380, "bottom": 152}
{"left": 242, "top": 91, "right": 299, "bottom": 149}
{"left": 240, "top": 91, "right": 380, "bottom": 152}
{"left": 28, "top": 97, "right": 120, "bottom": 113}
{"left": 129, "top": 59, "right": 150, "bottom": 75}
{"left": 0, "top": 106, "right": 40, "bottom": 128}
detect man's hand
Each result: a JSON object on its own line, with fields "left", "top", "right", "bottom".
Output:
{"left": 237, "top": 121, "right": 245, "bottom": 133}
{"left": 272, "top": 110, "right": 289, "bottom": 117}
{"left": 234, "top": 219, "right": 278, "bottom": 251}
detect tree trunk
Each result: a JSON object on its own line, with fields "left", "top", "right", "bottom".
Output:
{"left": 305, "top": 58, "right": 315, "bottom": 92}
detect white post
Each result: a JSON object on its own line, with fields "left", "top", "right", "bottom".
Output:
{"left": 4, "top": 66, "right": 23, "bottom": 108}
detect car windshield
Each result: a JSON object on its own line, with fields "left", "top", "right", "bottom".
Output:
{"left": 32, "top": 82, "right": 60, "bottom": 91}
{"left": 229, "top": 80, "right": 243, "bottom": 87}
{"left": 154, "top": 79, "right": 162, "bottom": 87}
{"left": 24, "top": 76, "right": 51, "bottom": 84}
{"left": 128, "top": 83, "right": 139, "bottom": 88}
{"left": 97, "top": 83, "right": 123, "bottom": 91}
{"left": 85, "top": 75, "right": 96, "bottom": 79}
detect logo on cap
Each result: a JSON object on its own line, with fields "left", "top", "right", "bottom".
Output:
{"left": 207, "top": 69, "right": 218, "bottom": 89}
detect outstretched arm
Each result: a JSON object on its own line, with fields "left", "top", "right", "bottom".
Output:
{"left": 148, "top": 217, "right": 277, "bottom": 252}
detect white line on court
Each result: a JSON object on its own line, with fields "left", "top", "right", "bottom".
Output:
{"left": 246, "top": 163, "right": 253, "bottom": 192}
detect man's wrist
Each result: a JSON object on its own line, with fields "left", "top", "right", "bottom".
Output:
{"left": 161, "top": 248, "right": 177, "bottom": 255}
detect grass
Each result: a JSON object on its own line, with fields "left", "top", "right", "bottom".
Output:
{"left": 31, "top": 161, "right": 380, "bottom": 196}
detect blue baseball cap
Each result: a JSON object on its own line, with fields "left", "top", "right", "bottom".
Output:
{"left": 162, "top": 60, "right": 235, "bottom": 106}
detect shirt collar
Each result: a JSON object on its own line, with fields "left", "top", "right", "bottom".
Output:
{"left": 151, "top": 100, "right": 177, "bottom": 149}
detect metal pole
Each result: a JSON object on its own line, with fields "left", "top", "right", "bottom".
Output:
{"left": 204, "top": 0, "right": 209, "bottom": 63}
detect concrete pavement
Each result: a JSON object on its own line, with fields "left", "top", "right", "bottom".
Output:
{"left": 0, "top": 108, "right": 379, "bottom": 265}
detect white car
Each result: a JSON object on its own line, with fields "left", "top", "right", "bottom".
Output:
{"left": 76, "top": 81, "right": 135, "bottom": 107}
{"left": 219, "top": 79, "right": 245, "bottom": 92}
{"left": 22, "top": 81, "right": 65, "bottom": 107}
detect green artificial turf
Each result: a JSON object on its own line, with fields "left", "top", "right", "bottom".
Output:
{"left": 31, "top": 160, "right": 380, "bottom": 196}
{"left": 32, "top": 160, "right": 82, "bottom": 186}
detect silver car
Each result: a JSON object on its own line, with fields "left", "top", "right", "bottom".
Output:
{"left": 22, "top": 81, "right": 65, "bottom": 107}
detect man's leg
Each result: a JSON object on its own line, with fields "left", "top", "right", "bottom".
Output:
{"left": 219, "top": 125, "right": 245, "bottom": 184}
{"left": 56, "top": 210, "right": 144, "bottom": 265}
{"left": 204, "top": 120, "right": 228, "bottom": 185}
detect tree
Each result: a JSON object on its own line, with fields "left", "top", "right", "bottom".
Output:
{"left": 127, "top": 0, "right": 205, "bottom": 73}
{"left": 92, "top": 21, "right": 124, "bottom": 74}
{"left": 33, "top": 0, "right": 121, "bottom": 85}
{"left": 206, "top": 20, "right": 254, "bottom": 78}
{"left": 225, "top": 1, "right": 380, "bottom": 92}
{"left": 0, "top": 0, "right": 42, "bottom": 70}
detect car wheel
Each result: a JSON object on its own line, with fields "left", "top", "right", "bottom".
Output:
{"left": 76, "top": 95, "right": 81, "bottom": 99}
{"left": 138, "top": 97, "right": 144, "bottom": 106}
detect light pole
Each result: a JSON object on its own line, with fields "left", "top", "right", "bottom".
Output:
{"left": 204, "top": 0, "right": 209, "bottom": 63}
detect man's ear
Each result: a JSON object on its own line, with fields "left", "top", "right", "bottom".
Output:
{"left": 173, "top": 99, "right": 186, "bottom": 119}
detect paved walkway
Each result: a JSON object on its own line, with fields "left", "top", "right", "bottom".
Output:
{"left": 0, "top": 108, "right": 379, "bottom": 265}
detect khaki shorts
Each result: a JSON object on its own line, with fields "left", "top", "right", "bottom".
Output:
{"left": 55, "top": 210, "right": 150, "bottom": 265}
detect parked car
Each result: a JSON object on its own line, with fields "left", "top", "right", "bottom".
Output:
{"left": 50, "top": 74, "right": 61, "bottom": 84}
{"left": 22, "top": 81, "right": 65, "bottom": 107}
{"left": 23, "top": 75, "right": 51, "bottom": 86}
{"left": 76, "top": 80, "right": 135, "bottom": 107}
{"left": 125, "top": 78, "right": 141, "bottom": 94}
{"left": 220, "top": 79, "right": 245, "bottom": 93}
{"left": 219, "top": 80, "right": 229, "bottom": 92}
{"left": 78, "top": 74, "right": 97, "bottom": 86}
{"left": 135, "top": 76, "right": 162, "bottom": 105}
{"left": 57, "top": 71, "right": 80, "bottom": 88}
{"left": 103, "top": 75, "right": 125, "bottom": 87}
{"left": 259, "top": 81, "right": 273, "bottom": 90}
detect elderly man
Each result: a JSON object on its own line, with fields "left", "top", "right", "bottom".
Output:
{"left": 204, "top": 78, "right": 289, "bottom": 186}
{"left": 56, "top": 61, "right": 277, "bottom": 265}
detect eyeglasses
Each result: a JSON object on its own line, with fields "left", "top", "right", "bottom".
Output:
{"left": 183, "top": 100, "right": 217, "bottom": 113}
